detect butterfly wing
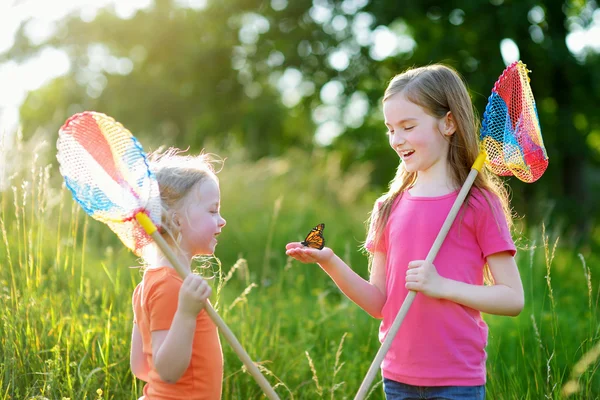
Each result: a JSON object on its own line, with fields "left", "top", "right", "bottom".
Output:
{"left": 301, "top": 223, "right": 325, "bottom": 250}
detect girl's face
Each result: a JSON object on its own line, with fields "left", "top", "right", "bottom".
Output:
{"left": 383, "top": 93, "right": 454, "bottom": 178}
{"left": 176, "top": 177, "right": 226, "bottom": 256}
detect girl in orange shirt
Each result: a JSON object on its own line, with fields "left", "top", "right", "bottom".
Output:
{"left": 130, "top": 148, "right": 226, "bottom": 400}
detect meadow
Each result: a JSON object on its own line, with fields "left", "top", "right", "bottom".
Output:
{"left": 0, "top": 137, "right": 598, "bottom": 399}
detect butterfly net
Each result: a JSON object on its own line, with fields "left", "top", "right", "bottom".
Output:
{"left": 480, "top": 61, "right": 548, "bottom": 183}
{"left": 57, "top": 111, "right": 162, "bottom": 256}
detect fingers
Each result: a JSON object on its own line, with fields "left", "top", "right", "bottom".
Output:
{"left": 285, "top": 242, "right": 304, "bottom": 250}
{"left": 286, "top": 247, "right": 318, "bottom": 263}
{"left": 286, "top": 244, "right": 333, "bottom": 265}
{"left": 182, "top": 274, "right": 212, "bottom": 301}
{"left": 178, "top": 275, "right": 210, "bottom": 317}
{"left": 405, "top": 273, "right": 418, "bottom": 282}
{"left": 182, "top": 274, "right": 202, "bottom": 295}
{"left": 407, "top": 260, "right": 424, "bottom": 268}
{"left": 182, "top": 274, "right": 198, "bottom": 290}
{"left": 196, "top": 281, "right": 212, "bottom": 300}
{"left": 405, "top": 268, "right": 422, "bottom": 291}
{"left": 406, "top": 262, "right": 422, "bottom": 289}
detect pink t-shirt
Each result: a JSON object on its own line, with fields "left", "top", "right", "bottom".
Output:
{"left": 366, "top": 189, "right": 516, "bottom": 386}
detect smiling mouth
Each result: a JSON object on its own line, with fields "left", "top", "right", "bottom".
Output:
{"left": 399, "top": 150, "right": 415, "bottom": 158}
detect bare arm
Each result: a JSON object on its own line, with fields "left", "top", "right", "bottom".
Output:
{"left": 286, "top": 243, "right": 387, "bottom": 318}
{"left": 152, "top": 275, "right": 211, "bottom": 383}
{"left": 130, "top": 324, "right": 150, "bottom": 382}
{"left": 151, "top": 314, "right": 196, "bottom": 383}
{"left": 405, "top": 251, "right": 524, "bottom": 316}
{"left": 449, "top": 251, "right": 524, "bottom": 316}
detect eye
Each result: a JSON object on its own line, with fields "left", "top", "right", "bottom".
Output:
{"left": 404, "top": 126, "right": 415, "bottom": 131}
{"left": 386, "top": 129, "right": 394, "bottom": 136}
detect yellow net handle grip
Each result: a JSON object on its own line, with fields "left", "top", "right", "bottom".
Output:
{"left": 472, "top": 152, "right": 486, "bottom": 172}
{"left": 135, "top": 212, "right": 157, "bottom": 235}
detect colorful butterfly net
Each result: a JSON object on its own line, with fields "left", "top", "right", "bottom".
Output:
{"left": 57, "top": 111, "right": 162, "bottom": 256}
{"left": 480, "top": 61, "right": 548, "bottom": 183}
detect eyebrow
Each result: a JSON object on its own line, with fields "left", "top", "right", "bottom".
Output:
{"left": 385, "top": 118, "right": 417, "bottom": 126}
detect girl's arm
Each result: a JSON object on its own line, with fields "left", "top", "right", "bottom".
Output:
{"left": 286, "top": 243, "right": 387, "bottom": 318}
{"left": 151, "top": 274, "right": 211, "bottom": 384}
{"left": 130, "top": 324, "right": 150, "bottom": 382}
{"left": 406, "top": 251, "right": 524, "bottom": 316}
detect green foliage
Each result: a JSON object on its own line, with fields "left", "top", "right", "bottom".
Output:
{"left": 3, "top": 0, "right": 600, "bottom": 238}
{"left": 8, "top": 0, "right": 318, "bottom": 160}
{"left": 0, "top": 138, "right": 598, "bottom": 399}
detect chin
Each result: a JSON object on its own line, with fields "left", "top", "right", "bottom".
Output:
{"left": 192, "top": 247, "right": 215, "bottom": 257}
{"left": 205, "top": 245, "right": 217, "bottom": 255}
{"left": 402, "top": 164, "right": 417, "bottom": 173}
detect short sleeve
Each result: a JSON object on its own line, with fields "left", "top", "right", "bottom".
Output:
{"left": 365, "top": 199, "right": 387, "bottom": 253}
{"left": 474, "top": 192, "right": 516, "bottom": 258}
{"left": 147, "top": 275, "right": 181, "bottom": 332}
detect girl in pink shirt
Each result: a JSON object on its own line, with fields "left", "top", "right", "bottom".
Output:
{"left": 286, "top": 64, "right": 523, "bottom": 399}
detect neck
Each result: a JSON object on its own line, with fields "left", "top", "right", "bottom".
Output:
{"left": 411, "top": 161, "right": 457, "bottom": 196}
{"left": 151, "top": 250, "right": 192, "bottom": 277}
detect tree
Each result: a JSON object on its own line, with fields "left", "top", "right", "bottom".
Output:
{"left": 3, "top": 0, "right": 599, "bottom": 238}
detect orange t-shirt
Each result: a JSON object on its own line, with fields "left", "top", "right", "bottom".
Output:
{"left": 132, "top": 267, "right": 223, "bottom": 400}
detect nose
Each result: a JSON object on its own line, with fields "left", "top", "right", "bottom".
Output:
{"left": 390, "top": 132, "right": 406, "bottom": 149}
{"left": 219, "top": 216, "right": 226, "bottom": 227}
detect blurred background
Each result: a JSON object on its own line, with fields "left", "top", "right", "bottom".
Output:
{"left": 1, "top": 0, "right": 599, "bottom": 244}
{"left": 0, "top": 0, "right": 599, "bottom": 398}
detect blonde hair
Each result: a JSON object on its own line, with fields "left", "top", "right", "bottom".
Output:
{"left": 367, "top": 64, "right": 512, "bottom": 282}
{"left": 140, "top": 147, "right": 222, "bottom": 266}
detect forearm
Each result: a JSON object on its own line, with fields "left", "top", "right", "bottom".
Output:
{"left": 154, "top": 312, "right": 197, "bottom": 383}
{"left": 441, "top": 278, "right": 524, "bottom": 316}
{"left": 319, "top": 254, "right": 386, "bottom": 318}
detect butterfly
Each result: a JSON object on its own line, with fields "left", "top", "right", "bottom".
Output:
{"left": 301, "top": 223, "right": 325, "bottom": 250}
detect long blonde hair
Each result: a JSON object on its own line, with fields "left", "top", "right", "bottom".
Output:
{"left": 367, "top": 64, "right": 512, "bottom": 277}
{"left": 140, "top": 147, "right": 222, "bottom": 266}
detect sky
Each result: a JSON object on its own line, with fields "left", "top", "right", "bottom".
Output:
{"left": 0, "top": 0, "right": 154, "bottom": 136}
{"left": 0, "top": 0, "right": 599, "bottom": 143}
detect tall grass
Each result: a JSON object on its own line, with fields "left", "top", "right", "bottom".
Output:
{"left": 0, "top": 135, "right": 598, "bottom": 399}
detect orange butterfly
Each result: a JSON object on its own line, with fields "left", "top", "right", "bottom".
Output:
{"left": 301, "top": 223, "right": 325, "bottom": 250}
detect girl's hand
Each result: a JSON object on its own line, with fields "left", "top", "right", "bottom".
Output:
{"left": 405, "top": 260, "right": 447, "bottom": 298}
{"left": 285, "top": 242, "right": 334, "bottom": 264}
{"left": 177, "top": 274, "right": 211, "bottom": 318}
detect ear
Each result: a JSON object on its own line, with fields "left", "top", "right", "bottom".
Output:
{"left": 443, "top": 111, "right": 457, "bottom": 136}
{"left": 171, "top": 212, "right": 181, "bottom": 228}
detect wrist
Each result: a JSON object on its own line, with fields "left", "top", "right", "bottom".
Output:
{"left": 317, "top": 253, "right": 337, "bottom": 272}
{"left": 439, "top": 276, "right": 456, "bottom": 300}
{"left": 174, "top": 307, "right": 200, "bottom": 323}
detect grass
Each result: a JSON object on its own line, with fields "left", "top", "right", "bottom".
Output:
{"left": 0, "top": 137, "right": 598, "bottom": 399}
